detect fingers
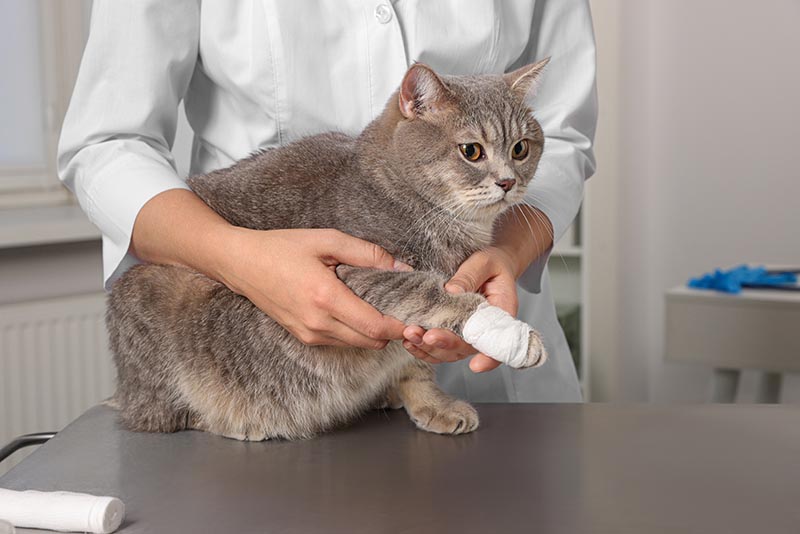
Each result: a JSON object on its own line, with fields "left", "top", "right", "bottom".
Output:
{"left": 402, "top": 326, "right": 476, "bottom": 363}
{"left": 324, "top": 318, "right": 393, "bottom": 350}
{"left": 403, "top": 325, "right": 426, "bottom": 345}
{"left": 401, "top": 325, "right": 502, "bottom": 373}
{"left": 280, "top": 272, "right": 405, "bottom": 348}
{"left": 289, "top": 312, "right": 394, "bottom": 350}
{"left": 421, "top": 329, "right": 475, "bottom": 360}
{"left": 320, "top": 230, "right": 412, "bottom": 272}
{"left": 239, "top": 228, "right": 415, "bottom": 350}
{"left": 469, "top": 353, "right": 503, "bottom": 373}
{"left": 445, "top": 251, "right": 494, "bottom": 294}
{"left": 481, "top": 274, "right": 520, "bottom": 316}
{"left": 326, "top": 281, "right": 406, "bottom": 341}
{"left": 402, "top": 340, "right": 442, "bottom": 364}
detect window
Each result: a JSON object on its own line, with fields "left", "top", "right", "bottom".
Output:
{"left": 0, "top": 0, "right": 90, "bottom": 208}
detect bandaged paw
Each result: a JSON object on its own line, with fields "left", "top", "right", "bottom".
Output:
{"left": 461, "top": 303, "right": 547, "bottom": 369}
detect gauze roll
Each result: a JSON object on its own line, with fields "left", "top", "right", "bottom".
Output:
{"left": 462, "top": 303, "right": 546, "bottom": 369}
{"left": 0, "top": 488, "right": 124, "bottom": 534}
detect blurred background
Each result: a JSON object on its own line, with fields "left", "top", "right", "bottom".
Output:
{"left": 1, "top": 0, "right": 799, "bottom": 473}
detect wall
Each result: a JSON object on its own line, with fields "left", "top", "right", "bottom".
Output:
{"left": 588, "top": 0, "right": 800, "bottom": 402}
{"left": 586, "top": 0, "right": 621, "bottom": 401}
{"left": 3, "top": 2, "right": 799, "bottom": 440}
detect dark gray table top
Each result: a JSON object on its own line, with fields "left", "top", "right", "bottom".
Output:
{"left": 2, "top": 404, "right": 799, "bottom": 533}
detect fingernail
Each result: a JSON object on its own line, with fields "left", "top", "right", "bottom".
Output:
{"left": 408, "top": 334, "right": 423, "bottom": 345}
{"left": 393, "top": 260, "right": 413, "bottom": 272}
{"left": 445, "top": 283, "right": 465, "bottom": 294}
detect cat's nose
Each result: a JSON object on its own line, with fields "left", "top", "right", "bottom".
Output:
{"left": 495, "top": 178, "right": 516, "bottom": 193}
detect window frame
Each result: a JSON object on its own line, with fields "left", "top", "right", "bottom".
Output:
{"left": 0, "top": 0, "right": 90, "bottom": 208}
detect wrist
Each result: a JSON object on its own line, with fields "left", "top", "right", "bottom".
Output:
{"left": 493, "top": 205, "right": 553, "bottom": 279}
{"left": 492, "top": 243, "right": 533, "bottom": 279}
{"left": 205, "top": 224, "right": 252, "bottom": 291}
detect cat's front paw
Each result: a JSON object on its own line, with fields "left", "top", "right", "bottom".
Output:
{"left": 462, "top": 304, "right": 548, "bottom": 369}
{"left": 522, "top": 329, "right": 547, "bottom": 369}
{"left": 408, "top": 398, "right": 479, "bottom": 435}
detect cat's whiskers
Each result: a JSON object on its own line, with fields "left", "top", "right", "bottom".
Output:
{"left": 395, "top": 209, "right": 446, "bottom": 264}
{"left": 515, "top": 205, "right": 542, "bottom": 262}
{"left": 422, "top": 201, "right": 466, "bottom": 259}
{"left": 379, "top": 166, "right": 473, "bottom": 263}
{"left": 529, "top": 202, "right": 572, "bottom": 273}
{"left": 449, "top": 202, "right": 494, "bottom": 246}
{"left": 417, "top": 200, "right": 490, "bottom": 267}
{"left": 519, "top": 199, "right": 572, "bottom": 274}
{"left": 394, "top": 197, "right": 462, "bottom": 264}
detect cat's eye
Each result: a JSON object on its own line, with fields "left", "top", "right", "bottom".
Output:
{"left": 511, "top": 140, "right": 530, "bottom": 161}
{"left": 459, "top": 143, "right": 484, "bottom": 162}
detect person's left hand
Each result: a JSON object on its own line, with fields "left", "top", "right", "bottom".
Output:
{"left": 401, "top": 246, "right": 519, "bottom": 373}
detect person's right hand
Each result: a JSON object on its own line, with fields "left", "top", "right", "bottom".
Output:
{"left": 213, "top": 227, "right": 409, "bottom": 349}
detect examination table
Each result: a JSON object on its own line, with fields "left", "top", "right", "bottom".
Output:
{"left": 1, "top": 404, "right": 799, "bottom": 533}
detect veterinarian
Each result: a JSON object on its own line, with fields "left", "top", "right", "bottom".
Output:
{"left": 58, "top": 1, "right": 596, "bottom": 403}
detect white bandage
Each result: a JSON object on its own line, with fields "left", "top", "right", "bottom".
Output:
{"left": 462, "top": 303, "right": 545, "bottom": 369}
{"left": 0, "top": 488, "right": 125, "bottom": 534}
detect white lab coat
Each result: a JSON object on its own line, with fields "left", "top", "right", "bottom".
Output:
{"left": 58, "top": 0, "right": 597, "bottom": 403}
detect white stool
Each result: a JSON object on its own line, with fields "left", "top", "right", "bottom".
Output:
{"left": 665, "top": 286, "right": 800, "bottom": 403}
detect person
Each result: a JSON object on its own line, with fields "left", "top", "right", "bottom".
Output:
{"left": 58, "top": 1, "right": 597, "bottom": 403}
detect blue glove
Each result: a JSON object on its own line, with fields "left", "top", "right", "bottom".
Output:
{"left": 688, "top": 265, "right": 798, "bottom": 294}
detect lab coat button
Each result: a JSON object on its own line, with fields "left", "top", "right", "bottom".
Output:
{"left": 374, "top": 4, "right": 393, "bottom": 24}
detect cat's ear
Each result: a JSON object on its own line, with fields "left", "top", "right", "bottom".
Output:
{"left": 503, "top": 57, "right": 550, "bottom": 99}
{"left": 399, "top": 63, "right": 453, "bottom": 118}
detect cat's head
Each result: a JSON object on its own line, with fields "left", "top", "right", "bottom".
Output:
{"left": 381, "top": 59, "right": 549, "bottom": 223}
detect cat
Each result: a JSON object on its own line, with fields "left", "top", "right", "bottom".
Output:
{"left": 107, "top": 59, "right": 551, "bottom": 441}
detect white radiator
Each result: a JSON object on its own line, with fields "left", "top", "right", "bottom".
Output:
{"left": 0, "top": 292, "right": 114, "bottom": 474}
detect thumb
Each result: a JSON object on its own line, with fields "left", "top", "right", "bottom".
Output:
{"left": 445, "top": 253, "right": 493, "bottom": 294}
{"left": 326, "top": 230, "right": 412, "bottom": 272}
{"left": 469, "top": 353, "right": 503, "bottom": 373}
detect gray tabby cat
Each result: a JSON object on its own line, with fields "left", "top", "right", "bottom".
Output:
{"left": 107, "top": 60, "right": 550, "bottom": 440}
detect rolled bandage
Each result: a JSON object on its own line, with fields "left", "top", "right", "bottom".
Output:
{"left": 0, "top": 488, "right": 125, "bottom": 534}
{"left": 462, "top": 303, "right": 545, "bottom": 369}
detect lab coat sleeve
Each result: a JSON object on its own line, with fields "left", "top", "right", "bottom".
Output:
{"left": 57, "top": 0, "right": 199, "bottom": 289}
{"left": 515, "top": 0, "right": 598, "bottom": 293}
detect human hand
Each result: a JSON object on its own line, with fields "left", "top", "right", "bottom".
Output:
{"left": 216, "top": 227, "right": 410, "bottom": 349}
{"left": 401, "top": 205, "right": 553, "bottom": 371}
{"left": 402, "top": 246, "right": 520, "bottom": 372}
